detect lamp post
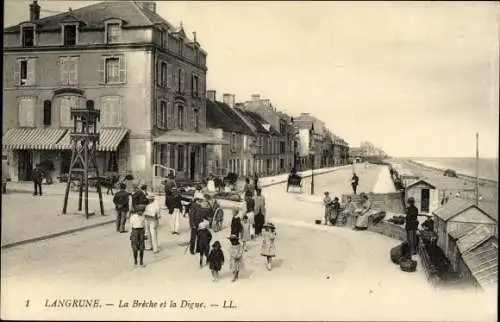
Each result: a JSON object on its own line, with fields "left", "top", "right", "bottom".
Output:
{"left": 309, "top": 123, "right": 315, "bottom": 195}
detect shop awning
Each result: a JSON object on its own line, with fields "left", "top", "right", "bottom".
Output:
{"left": 55, "top": 128, "right": 129, "bottom": 151}
{"left": 2, "top": 128, "right": 68, "bottom": 150}
{"left": 153, "top": 130, "right": 229, "bottom": 145}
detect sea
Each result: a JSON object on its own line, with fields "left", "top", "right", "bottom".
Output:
{"left": 411, "top": 157, "right": 498, "bottom": 182}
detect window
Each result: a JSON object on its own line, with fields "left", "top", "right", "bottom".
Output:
{"left": 106, "top": 23, "right": 121, "bottom": 43}
{"left": 177, "top": 105, "right": 184, "bottom": 129}
{"left": 194, "top": 109, "right": 199, "bottom": 132}
{"left": 59, "top": 96, "right": 77, "bottom": 127}
{"left": 191, "top": 74, "right": 199, "bottom": 97}
{"left": 160, "top": 62, "right": 168, "bottom": 87}
{"left": 22, "top": 26, "right": 35, "bottom": 47}
{"left": 60, "top": 56, "right": 79, "bottom": 85}
{"left": 107, "top": 152, "right": 118, "bottom": 172}
{"left": 63, "top": 25, "right": 77, "bottom": 46}
{"left": 169, "top": 144, "right": 176, "bottom": 169}
{"left": 157, "top": 100, "right": 167, "bottom": 129}
{"left": 177, "top": 68, "right": 184, "bottom": 92}
{"left": 230, "top": 133, "right": 237, "bottom": 152}
{"left": 86, "top": 100, "right": 95, "bottom": 109}
{"left": 18, "top": 97, "right": 35, "bottom": 127}
{"left": 16, "top": 58, "right": 36, "bottom": 86}
{"left": 100, "top": 96, "right": 121, "bottom": 127}
{"left": 280, "top": 142, "right": 285, "bottom": 154}
{"left": 43, "top": 100, "right": 52, "bottom": 126}
{"left": 177, "top": 145, "right": 185, "bottom": 171}
{"left": 99, "top": 55, "right": 126, "bottom": 84}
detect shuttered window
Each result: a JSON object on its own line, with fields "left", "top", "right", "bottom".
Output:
{"left": 177, "top": 105, "right": 184, "bottom": 130}
{"left": 100, "top": 96, "right": 121, "bottom": 127}
{"left": 18, "top": 97, "right": 35, "bottom": 127}
{"left": 156, "top": 100, "right": 167, "bottom": 129}
{"left": 98, "top": 55, "right": 126, "bottom": 84}
{"left": 60, "top": 56, "right": 79, "bottom": 85}
{"left": 15, "top": 58, "right": 36, "bottom": 86}
{"left": 106, "top": 23, "right": 121, "bottom": 43}
{"left": 43, "top": 100, "right": 52, "bottom": 126}
{"left": 59, "top": 96, "right": 76, "bottom": 127}
{"left": 160, "top": 62, "right": 168, "bottom": 87}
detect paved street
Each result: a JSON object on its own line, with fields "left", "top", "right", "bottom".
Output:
{"left": 1, "top": 165, "right": 495, "bottom": 321}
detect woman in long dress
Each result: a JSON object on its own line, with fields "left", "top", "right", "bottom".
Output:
{"left": 354, "top": 193, "right": 371, "bottom": 231}
{"left": 261, "top": 223, "right": 277, "bottom": 270}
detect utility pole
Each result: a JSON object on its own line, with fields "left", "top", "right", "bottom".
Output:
{"left": 475, "top": 132, "right": 479, "bottom": 206}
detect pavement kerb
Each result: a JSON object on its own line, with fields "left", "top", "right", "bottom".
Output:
{"left": 1, "top": 166, "right": 349, "bottom": 249}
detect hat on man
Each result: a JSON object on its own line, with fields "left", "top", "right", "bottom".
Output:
{"left": 407, "top": 197, "right": 415, "bottom": 204}
{"left": 263, "top": 222, "right": 275, "bottom": 229}
{"left": 228, "top": 234, "right": 239, "bottom": 240}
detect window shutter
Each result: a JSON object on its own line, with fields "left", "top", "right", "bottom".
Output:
{"left": 162, "top": 101, "right": 168, "bottom": 127}
{"left": 98, "top": 57, "right": 106, "bottom": 84}
{"left": 14, "top": 60, "right": 21, "bottom": 86}
{"left": 167, "top": 101, "right": 174, "bottom": 129}
{"left": 200, "top": 76, "right": 205, "bottom": 98}
{"left": 180, "top": 69, "right": 185, "bottom": 93}
{"left": 112, "top": 96, "right": 121, "bottom": 127}
{"left": 167, "top": 63, "right": 173, "bottom": 89}
{"left": 60, "top": 58, "right": 68, "bottom": 85}
{"left": 26, "top": 58, "right": 36, "bottom": 86}
{"left": 156, "top": 100, "right": 162, "bottom": 128}
{"left": 70, "top": 58, "right": 79, "bottom": 85}
{"left": 26, "top": 98, "right": 35, "bottom": 127}
{"left": 156, "top": 58, "right": 161, "bottom": 87}
{"left": 119, "top": 55, "right": 127, "bottom": 83}
{"left": 173, "top": 68, "right": 178, "bottom": 92}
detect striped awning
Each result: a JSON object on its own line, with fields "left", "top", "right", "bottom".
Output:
{"left": 2, "top": 128, "right": 68, "bottom": 150}
{"left": 55, "top": 128, "right": 129, "bottom": 151}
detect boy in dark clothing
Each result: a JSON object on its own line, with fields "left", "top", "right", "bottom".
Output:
{"left": 131, "top": 185, "right": 148, "bottom": 213}
{"left": 32, "top": 164, "right": 44, "bottom": 196}
{"left": 207, "top": 241, "right": 224, "bottom": 281}
{"left": 196, "top": 220, "right": 213, "bottom": 267}
{"left": 113, "top": 183, "right": 130, "bottom": 233}
{"left": 230, "top": 207, "right": 243, "bottom": 237}
{"left": 405, "top": 197, "right": 419, "bottom": 256}
{"left": 351, "top": 173, "right": 359, "bottom": 194}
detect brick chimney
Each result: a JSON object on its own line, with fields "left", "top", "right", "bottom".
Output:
{"left": 222, "top": 93, "right": 235, "bottom": 107}
{"left": 30, "top": 0, "right": 41, "bottom": 21}
{"left": 207, "top": 90, "right": 216, "bottom": 102}
{"left": 137, "top": 1, "right": 156, "bottom": 13}
{"left": 251, "top": 94, "right": 260, "bottom": 102}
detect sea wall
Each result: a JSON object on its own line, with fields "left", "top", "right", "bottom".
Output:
{"left": 341, "top": 192, "right": 405, "bottom": 214}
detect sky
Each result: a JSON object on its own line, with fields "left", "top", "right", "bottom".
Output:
{"left": 4, "top": 0, "right": 499, "bottom": 158}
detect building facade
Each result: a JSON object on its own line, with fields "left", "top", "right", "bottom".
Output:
{"left": 3, "top": 1, "right": 224, "bottom": 184}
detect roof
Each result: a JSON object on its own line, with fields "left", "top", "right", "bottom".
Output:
{"left": 205, "top": 100, "right": 253, "bottom": 135}
{"left": 405, "top": 179, "right": 437, "bottom": 190}
{"left": 433, "top": 198, "right": 475, "bottom": 221}
{"left": 460, "top": 236, "right": 498, "bottom": 290}
{"left": 5, "top": 1, "right": 198, "bottom": 46}
{"left": 245, "top": 111, "right": 280, "bottom": 135}
{"left": 456, "top": 225, "right": 495, "bottom": 253}
{"left": 448, "top": 224, "right": 477, "bottom": 240}
{"left": 236, "top": 109, "right": 271, "bottom": 134}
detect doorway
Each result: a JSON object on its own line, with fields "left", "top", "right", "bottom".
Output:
{"left": 421, "top": 188, "right": 430, "bottom": 213}
{"left": 61, "top": 151, "right": 72, "bottom": 174}
{"left": 17, "top": 150, "right": 33, "bottom": 181}
{"left": 190, "top": 150, "right": 196, "bottom": 181}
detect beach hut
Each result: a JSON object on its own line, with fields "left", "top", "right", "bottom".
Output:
{"left": 405, "top": 179, "right": 439, "bottom": 214}
{"left": 432, "top": 198, "right": 497, "bottom": 258}
{"left": 455, "top": 226, "right": 498, "bottom": 291}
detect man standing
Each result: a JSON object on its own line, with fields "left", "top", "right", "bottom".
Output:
{"left": 189, "top": 198, "right": 204, "bottom": 255}
{"left": 164, "top": 173, "right": 177, "bottom": 195}
{"left": 32, "top": 164, "right": 44, "bottom": 196}
{"left": 131, "top": 184, "right": 148, "bottom": 213}
{"left": 350, "top": 173, "right": 359, "bottom": 195}
{"left": 144, "top": 195, "right": 162, "bottom": 253}
{"left": 113, "top": 183, "right": 129, "bottom": 233}
{"left": 405, "top": 197, "right": 419, "bottom": 255}
{"left": 165, "top": 187, "right": 183, "bottom": 235}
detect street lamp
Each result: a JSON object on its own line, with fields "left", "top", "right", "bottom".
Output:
{"left": 309, "top": 123, "right": 315, "bottom": 195}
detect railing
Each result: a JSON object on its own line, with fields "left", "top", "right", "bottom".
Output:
{"left": 151, "top": 164, "right": 175, "bottom": 193}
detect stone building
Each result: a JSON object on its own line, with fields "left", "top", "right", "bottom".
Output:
{"left": 3, "top": 1, "right": 224, "bottom": 183}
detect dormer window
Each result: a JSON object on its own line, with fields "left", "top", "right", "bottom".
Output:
{"left": 21, "top": 26, "right": 35, "bottom": 47}
{"left": 106, "top": 22, "right": 121, "bottom": 44}
{"left": 62, "top": 24, "right": 77, "bottom": 46}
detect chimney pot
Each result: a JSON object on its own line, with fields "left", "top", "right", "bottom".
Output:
{"left": 30, "top": 0, "right": 41, "bottom": 21}
{"left": 207, "top": 90, "right": 216, "bottom": 102}
{"left": 222, "top": 93, "right": 236, "bottom": 108}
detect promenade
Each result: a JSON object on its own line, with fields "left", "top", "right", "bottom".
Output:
{"left": 2, "top": 164, "right": 495, "bottom": 321}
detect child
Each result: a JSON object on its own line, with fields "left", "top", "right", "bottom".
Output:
{"left": 323, "top": 192, "right": 333, "bottom": 225}
{"left": 230, "top": 207, "right": 243, "bottom": 237}
{"left": 329, "top": 197, "right": 341, "bottom": 226}
{"left": 207, "top": 241, "right": 225, "bottom": 281}
{"left": 261, "top": 222, "right": 276, "bottom": 271}
{"left": 241, "top": 215, "right": 251, "bottom": 251}
{"left": 228, "top": 234, "right": 244, "bottom": 282}
{"left": 196, "top": 219, "right": 212, "bottom": 267}
{"left": 129, "top": 204, "right": 147, "bottom": 267}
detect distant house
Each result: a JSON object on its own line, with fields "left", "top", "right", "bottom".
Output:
{"left": 449, "top": 225, "right": 498, "bottom": 291}
{"left": 405, "top": 179, "right": 439, "bottom": 214}
{"left": 432, "top": 198, "right": 497, "bottom": 262}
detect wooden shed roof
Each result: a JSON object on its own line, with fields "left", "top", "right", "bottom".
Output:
{"left": 433, "top": 198, "right": 475, "bottom": 221}
{"left": 460, "top": 236, "right": 498, "bottom": 291}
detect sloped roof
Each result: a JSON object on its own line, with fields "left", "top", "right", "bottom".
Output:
{"left": 433, "top": 198, "right": 475, "bottom": 221}
{"left": 206, "top": 100, "right": 239, "bottom": 133}
{"left": 244, "top": 110, "right": 280, "bottom": 135}
{"left": 449, "top": 224, "right": 477, "bottom": 240}
{"left": 216, "top": 102, "right": 254, "bottom": 135}
{"left": 5, "top": 1, "right": 198, "bottom": 47}
{"left": 460, "top": 237, "right": 498, "bottom": 290}
{"left": 456, "top": 225, "right": 495, "bottom": 253}
{"left": 235, "top": 108, "right": 268, "bottom": 134}
{"left": 406, "top": 179, "right": 437, "bottom": 190}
